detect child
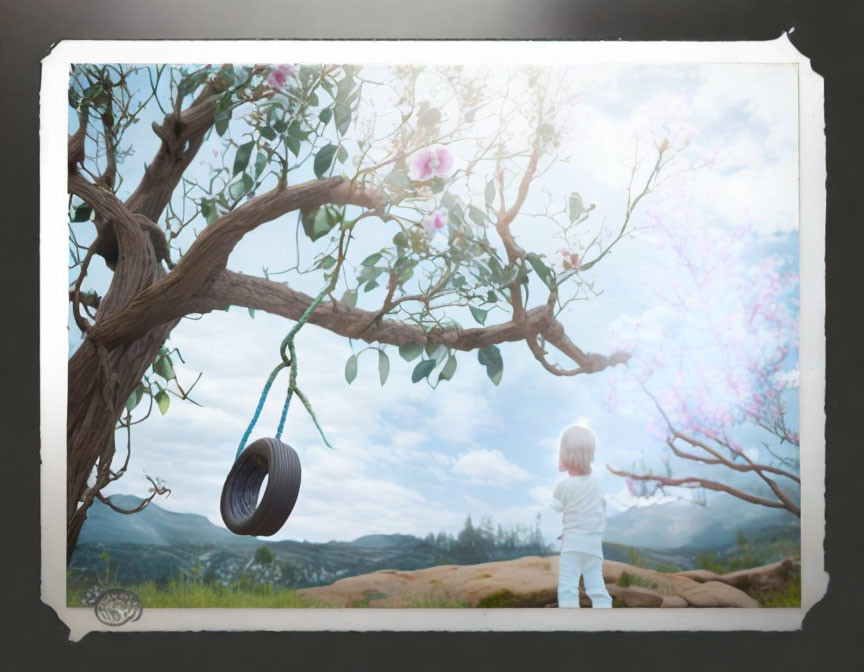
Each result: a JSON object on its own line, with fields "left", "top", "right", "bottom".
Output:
{"left": 551, "top": 425, "right": 612, "bottom": 608}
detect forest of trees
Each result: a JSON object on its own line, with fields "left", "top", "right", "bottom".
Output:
{"left": 422, "top": 514, "right": 551, "bottom": 565}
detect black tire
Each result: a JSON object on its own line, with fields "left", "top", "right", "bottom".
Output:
{"left": 220, "top": 437, "right": 301, "bottom": 536}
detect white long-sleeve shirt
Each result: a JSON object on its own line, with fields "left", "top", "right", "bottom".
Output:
{"left": 551, "top": 475, "right": 606, "bottom": 557}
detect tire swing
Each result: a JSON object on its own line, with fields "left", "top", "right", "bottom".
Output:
{"left": 220, "top": 288, "right": 335, "bottom": 537}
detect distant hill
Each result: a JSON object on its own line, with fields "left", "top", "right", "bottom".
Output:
{"left": 77, "top": 494, "right": 251, "bottom": 547}
{"left": 69, "top": 495, "right": 799, "bottom": 590}
{"left": 604, "top": 497, "right": 798, "bottom": 550}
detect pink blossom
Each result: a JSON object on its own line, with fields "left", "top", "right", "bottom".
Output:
{"left": 267, "top": 65, "right": 295, "bottom": 90}
{"left": 423, "top": 209, "right": 449, "bottom": 238}
{"left": 625, "top": 478, "right": 637, "bottom": 496}
{"left": 408, "top": 145, "right": 455, "bottom": 181}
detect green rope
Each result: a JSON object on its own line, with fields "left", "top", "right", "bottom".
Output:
{"left": 235, "top": 286, "right": 335, "bottom": 459}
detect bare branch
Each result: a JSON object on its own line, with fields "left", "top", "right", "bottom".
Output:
{"left": 606, "top": 464, "right": 799, "bottom": 516}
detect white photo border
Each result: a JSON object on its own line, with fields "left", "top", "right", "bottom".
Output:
{"left": 41, "top": 37, "right": 826, "bottom": 640}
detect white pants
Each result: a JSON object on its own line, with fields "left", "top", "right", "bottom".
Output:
{"left": 558, "top": 551, "right": 612, "bottom": 608}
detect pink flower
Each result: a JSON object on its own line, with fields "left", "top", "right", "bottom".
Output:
{"left": 423, "top": 209, "right": 449, "bottom": 238}
{"left": 408, "top": 145, "right": 455, "bottom": 181}
{"left": 267, "top": 65, "right": 295, "bottom": 90}
{"left": 625, "top": 478, "right": 637, "bottom": 496}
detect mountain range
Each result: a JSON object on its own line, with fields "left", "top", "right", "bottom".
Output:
{"left": 68, "top": 494, "right": 799, "bottom": 590}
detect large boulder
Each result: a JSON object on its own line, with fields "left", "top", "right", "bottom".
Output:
{"left": 607, "top": 584, "right": 665, "bottom": 608}
{"left": 299, "top": 556, "right": 561, "bottom": 608}
{"left": 298, "top": 554, "right": 777, "bottom": 608}
{"left": 675, "top": 569, "right": 722, "bottom": 583}
{"left": 675, "top": 580, "right": 761, "bottom": 608}
{"left": 718, "top": 558, "right": 800, "bottom": 593}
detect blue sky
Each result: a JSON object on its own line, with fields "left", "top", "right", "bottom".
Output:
{"left": 71, "top": 62, "right": 799, "bottom": 544}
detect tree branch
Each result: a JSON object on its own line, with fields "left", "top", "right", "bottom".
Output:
{"left": 82, "top": 176, "right": 383, "bottom": 347}
{"left": 606, "top": 464, "right": 799, "bottom": 516}
{"left": 185, "top": 270, "right": 630, "bottom": 379}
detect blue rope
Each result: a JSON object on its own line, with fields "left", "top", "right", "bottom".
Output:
{"left": 235, "top": 286, "right": 336, "bottom": 459}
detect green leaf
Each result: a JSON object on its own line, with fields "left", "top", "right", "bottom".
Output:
{"left": 411, "top": 359, "right": 436, "bottom": 383}
{"left": 215, "top": 117, "right": 229, "bottom": 137}
{"left": 469, "top": 305, "right": 488, "bottom": 325}
{"left": 345, "top": 354, "right": 358, "bottom": 384}
{"left": 336, "top": 145, "right": 349, "bottom": 164}
{"left": 248, "top": 307, "right": 256, "bottom": 319}
{"left": 254, "top": 151, "right": 267, "bottom": 177}
{"left": 378, "top": 350, "right": 390, "bottom": 386}
{"left": 526, "top": 252, "right": 555, "bottom": 290}
{"left": 317, "top": 255, "right": 336, "bottom": 270}
{"left": 468, "top": 204, "right": 486, "bottom": 227}
{"left": 319, "top": 107, "right": 333, "bottom": 125}
{"left": 399, "top": 342, "right": 423, "bottom": 362}
{"left": 485, "top": 180, "right": 496, "bottom": 206}
{"left": 288, "top": 121, "right": 308, "bottom": 142}
{"left": 286, "top": 134, "right": 301, "bottom": 157}
{"left": 228, "top": 174, "right": 250, "bottom": 200}
{"left": 155, "top": 390, "right": 171, "bottom": 415}
{"left": 313, "top": 207, "right": 337, "bottom": 238}
{"left": 301, "top": 206, "right": 338, "bottom": 241}
{"left": 438, "top": 355, "right": 458, "bottom": 382}
{"left": 393, "top": 231, "right": 409, "bottom": 248}
{"left": 125, "top": 385, "right": 144, "bottom": 412}
{"left": 440, "top": 192, "right": 457, "bottom": 211}
{"left": 153, "top": 355, "right": 176, "bottom": 381}
{"left": 383, "top": 170, "right": 412, "bottom": 191}
{"left": 361, "top": 253, "right": 382, "bottom": 267}
{"left": 363, "top": 280, "right": 379, "bottom": 292}
{"left": 478, "top": 345, "right": 503, "bottom": 386}
{"left": 199, "top": 199, "right": 214, "bottom": 224}
{"left": 314, "top": 144, "right": 337, "bottom": 178}
{"left": 71, "top": 204, "right": 92, "bottom": 222}
{"left": 233, "top": 141, "right": 254, "bottom": 176}
{"left": 341, "top": 289, "right": 357, "bottom": 308}
{"left": 335, "top": 75, "right": 355, "bottom": 103}
{"left": 334, "top": 104, "right": 351, "bottom": 135}
{"left": 260, "top": 125, "right": 276, "bottom": 141}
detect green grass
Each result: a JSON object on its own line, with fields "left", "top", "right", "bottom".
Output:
{"left": 405, "top": 594, "right": 470, "bottom": 608}
{"left": 695, "top": 535, "right": 800, "bottom": 574}
{"left": 68, "top": 577, "right": 470, "bottom": 609}
{"left": 68, "top": 578, "right": 333, "bottom": 608}
{"left": 748, "top": 567, "right": 802, "bottom": 608}
{"left": 617, "top": 571, "right": 656, "bottom": 589}
{"left": 751, "top": 580, "right": 801, "bottom": 608}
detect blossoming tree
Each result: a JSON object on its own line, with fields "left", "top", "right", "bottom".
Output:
{"left": 603, "top": 186, "right": 800, "bottom": 517}
{"left": 66, "top": 63, "right": 683, "bottom": 560}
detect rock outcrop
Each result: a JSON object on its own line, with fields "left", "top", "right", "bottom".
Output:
{"left": 298, "top": 555, "right": 799, "bottom": 608}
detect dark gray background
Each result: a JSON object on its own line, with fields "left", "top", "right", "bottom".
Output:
{"left": 1, "top": 1, "right": 861, "bottom": 670}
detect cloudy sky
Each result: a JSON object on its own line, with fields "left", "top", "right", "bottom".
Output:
{"left": 71, "top": 62, "right": 799, "bottom": 545}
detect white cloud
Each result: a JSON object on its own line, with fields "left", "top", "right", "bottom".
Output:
{"left": 452, "top": 449, "right": 532, "bottom": 487}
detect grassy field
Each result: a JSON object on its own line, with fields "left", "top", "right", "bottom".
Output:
{"left": 67, "top": 576, "right": 472, "bottom": 609}
{"left": 68, "top": 578, "right": 334, "bottom": 608}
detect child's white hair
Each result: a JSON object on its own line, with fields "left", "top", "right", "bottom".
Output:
{"left": 559, "top": 425, "right": 596, "bottom": 474}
